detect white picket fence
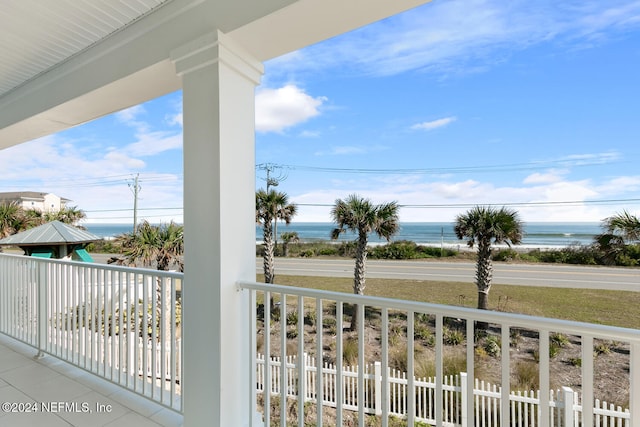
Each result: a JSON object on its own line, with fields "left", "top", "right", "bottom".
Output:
{"left": 256, "top": 353, "right": 630, "bottom": 426}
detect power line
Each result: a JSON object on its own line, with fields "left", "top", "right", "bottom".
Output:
{"left": 263, "top": 158, "right": 630, "bottom": 175}
{"left": 296, "top": 198, "right": 640, "bottom": 209}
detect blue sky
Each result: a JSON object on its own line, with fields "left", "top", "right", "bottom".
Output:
{"left": 2, "top": 0, "right": 640, "bottom": 224}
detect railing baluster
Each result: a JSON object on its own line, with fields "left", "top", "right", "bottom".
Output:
{"left": 583, "top": 335, "right": 595, "bottom": 425}
{"left": 336, "top": 301, "right": 344, "bottom": 426}
{"left": 297, "top": 295, "right": 305, "bottom": 427}
{"left": 540, "top": 330, "right": 551, "bottom": 427}
{"left": 357, "top": 302, "right": 365, "bottom": 427}
{"left": 264, "top": 290, "right": 271, "bottom": 427}
{"left": 501, "top": 325, "right": 511, "bottom": 427}
{"left": 631, "top": 342, "right": 640, "bottom": 427}
{"left": 280, "top": 293, "right": 287, "bottom": 424}
{"left": 435, "top": 314, "right": 443, "bottom": 426}
{"left": 407, "top": 311, "right": 415, "bottom": 426}
{"left": 316, "top": 297, "right": 323, "bottom": 426}
{"left": 37, "top": 260, "right": 47, "bottom": 357}
{"left": 381, "top": 307, "right": 389, "bottom": 427}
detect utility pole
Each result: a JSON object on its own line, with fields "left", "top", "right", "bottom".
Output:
{"left": 128, "top": 174, "right": 141, "bottom": 234}
{"left": 257, "top": 163, "right": 288, "bottom": 251}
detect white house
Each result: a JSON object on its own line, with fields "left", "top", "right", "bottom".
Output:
{"left": 0, "top": 191, "right": 69, "bottom": 213}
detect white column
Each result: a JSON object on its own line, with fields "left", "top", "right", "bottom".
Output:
{"left": 172, "top": 31, "right": 263, "bottom": 427}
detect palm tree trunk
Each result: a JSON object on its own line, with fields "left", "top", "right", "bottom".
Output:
{"left": 350, "top": 232, "right": 368, "bottom": 331}
{"left": 475, "top": 240, "right": 493, "bottom": 330}
{"left": 475, "top": 240, "right": 493, "bottom": 309}
{"left": 263, "top": 221, "right": 275, "bottom": 284}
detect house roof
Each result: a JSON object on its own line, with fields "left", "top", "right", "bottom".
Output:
{"left": 0, "top": 191, "right": 71, "bottom": 202}
{"left": 0, "top": 221, "right": 100, "bottom": 246}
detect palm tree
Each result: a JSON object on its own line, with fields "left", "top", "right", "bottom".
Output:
{"left": 280, "top": 231, "right": 299, "bottom": 257}
{"left": 594, "top": 211, "right": 640, "bottom": 265}
{"left": 44, "top": 205, "right": 87, "bottom": 227}
{"left": 114, "top": 221, "right": 184, "bottom": 344}
{"left": 0, "top": 202, "right": 25, "bottom": 239}
{"left": 331, "top": 194, "right": 399, "bottom": 331}
{"left": 115, "top": 220, "right": 184, "bottom": 271}
{"left": 602, "top": 210, "right": 640, "bottom": 242}
{"left": 454, "top": 206, "right": 523, "bottom": 311}
{"left": 256, "top": 189, "right": 297, "bottom": 284}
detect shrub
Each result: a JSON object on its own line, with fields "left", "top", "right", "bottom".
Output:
{"left": 513, "top": 361, "right": 539, "bottom": 391}
{"left": 550, "top": 333, "right": 570, "bottom": 347}
{"left": 86, "top": 239, "right": 125, "bottom": 254}
{"left": 286, "top": 310, "right": 299, "bottom": 326}
{"left": 286, "top": 328, "right": 297, "bottom": 339}
{"left": 568, "top": 357, "right": 582, "bottom": 367}
{"left": 493, "top": 249, "right": 519, "bottom": 262}
{"left": 483, "top": 335, "right": 501, "bottom": 357}
{"left": 370, "top": 241, "right": 421, "bottom": 260}
{"left": 303, "top": 310, "right": 316, "bottom": 327}
{"left": 510, "top": 329, "right": 523, "bottom": 349}
{"left": 443, "top": 327, "right": 464, "bottom": 346}
{"left": 318, "top": 247, "right": 339, "bottom": 256}
{"left": 343, "top": 337, "right": 359, "bottom": 366}
{"left": 533, "top": 342, "right": 562, "bottom": 361}
{"left": 414, "top": 324, "right": 434, "bottom": 346}
{"left": 415, "top": 312, "right": 433, "bottom": 325}
{"left": 299, "top": 249, "right": 315, "bottom": 258}
{"left": 594, "top": 342, "right": 611, "bottom": 356}
{"left": 322, "top": 317, "right": 337, "bottom": 335}
{"left": 338, "top": 241, "right": 358, "bottom": 257}
{"left": 369, "top": 240, "right": 457, "bottom": 260}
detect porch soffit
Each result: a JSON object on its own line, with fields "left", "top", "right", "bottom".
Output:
{"left": 0, "top": 0, "right": 175, "bottom": 98}
{"left": 0, "top": 0, "right": 431, "bottom": 150}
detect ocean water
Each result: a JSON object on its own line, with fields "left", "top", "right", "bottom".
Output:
{"left": 86, "top": 222, "right": 602, "bottom": 247}
{"left": 258, "top": 222, "right": 602, "bottom": 248}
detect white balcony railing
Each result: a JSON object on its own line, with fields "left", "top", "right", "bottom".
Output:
{"left": 0, "top": 253, "right": 182, "bottom": 412}
{"left": 2, "top": 252, "right": 638, "bottom": 425}
{"left": 238, "top": 281, "right": 640, "bottom": 427}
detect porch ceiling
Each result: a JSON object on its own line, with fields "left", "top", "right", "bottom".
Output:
{"left": 0, "top": 0, "right": 174, "bottom": 98}
{"left": 0, "top": 0, "right": 431, "bottom": 150}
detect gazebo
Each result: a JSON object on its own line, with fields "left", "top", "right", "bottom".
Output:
{"left": 0, "top": 220, "right": 100, "bottom": 261}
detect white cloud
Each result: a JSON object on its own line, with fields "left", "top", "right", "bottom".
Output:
{"left": 299, "top": 130, "right": 320, "bottom": 138}
{"left": 266, "top": 0, "right": 640, "bottom": 78}
{"left": 411, "top": 117, "right": 457, "bottom": 131}
{"left": 558, "top": 151, "right": 621, "bottom": 166}
{"left": 290, "top": 171, "right": 639, "bottom": 223}
{"left": 255, "top": 85, "right": 326, "bottom": 132}
{"left": 523, "top": 170, "right": 568, "bottom": 184}
{"left": 125, "top": 132, "right": 182, "bottom": 157}
{"left": 115, "top": 105, "right": 149, "bottom": 133}
{"left": 315, "top": 146, "right": 366, "bottom": 156}
{"left": 104, "top": 151, "right": 146, "bottom": 169}
{"left": 115, "top": 105, "right": 145, "bottom": 123}
{"left": 167, "top": 112, "right": 183, "bottom": 127}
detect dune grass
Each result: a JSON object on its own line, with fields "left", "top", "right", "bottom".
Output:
{"left": 258, "top": 274, "right": 640, "bottom": 330}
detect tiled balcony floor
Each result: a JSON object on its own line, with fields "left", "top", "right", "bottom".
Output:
{"left": 0, "top": 335, "right": 183, "bottom": 427}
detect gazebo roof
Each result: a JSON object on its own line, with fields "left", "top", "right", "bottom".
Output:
{"left": 0, "top": 221, "right": 101, "bottom": 246}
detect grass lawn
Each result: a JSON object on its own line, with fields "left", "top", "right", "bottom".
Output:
{"left": 259, "top": 275, "right": 640, "bottom": 330}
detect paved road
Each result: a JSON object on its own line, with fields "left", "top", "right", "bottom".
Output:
{"left": 257, "top": 258, "right": 640, "bottom": 292}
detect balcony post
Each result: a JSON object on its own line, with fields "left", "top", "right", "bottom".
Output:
{"left": 631, "top": 343, "right": 640, "bottom": 424}
{"left": 374, "top": 361, "right": 382, "bottom": 416}
{"left": 172, "top": 30, "right": 263, "bottom": 427}
{"left": 460, "top": 372, "right": 468, "bottom": 426}
{"left": 561, "top": 386, "right": 574, "bottom": 426}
